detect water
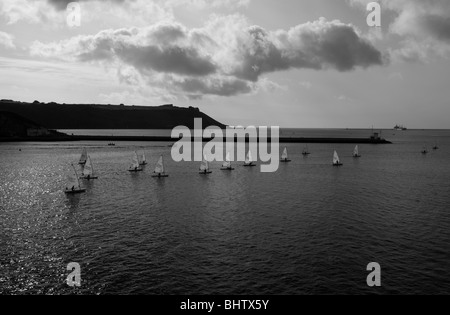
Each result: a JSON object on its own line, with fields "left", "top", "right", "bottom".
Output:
{"left": 1, "top": 129, "right": 449, "bottom": 294}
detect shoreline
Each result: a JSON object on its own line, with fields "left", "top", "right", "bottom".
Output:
{"left": 0, "top": 135, "right": 392, "bottom": 144}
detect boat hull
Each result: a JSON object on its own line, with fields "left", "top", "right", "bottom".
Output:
{"left": 199, "top": 171, "right": 213, "bottom": 174}
{"left": 280, "top": 159, "right": 291, "bottom": 163}
{"left": 243, "top": 163, "right": 256, "bottom": 167}
{"left": 152, "top": 174, "right": 169, "bottom": 178}
{"left": 79, "top": 176, "right": 98, "bottom": 180}
{"left": 64, "top": 188, "right": 86, "bottom": 194}
{"left": 333, "top": 163, "right": 343, "bottom": 167}
{"left": 128, "top": 169, "right": 143, "bottom": 172}
{"left": 220, "top": 167, "right": 235, "bottom": 170}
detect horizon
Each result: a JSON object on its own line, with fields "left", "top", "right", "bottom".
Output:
{"left": 1, "top": 1, "right": 450, "bottom": 129}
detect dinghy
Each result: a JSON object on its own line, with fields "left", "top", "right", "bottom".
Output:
{"left": 140, "top": 152, "right": 148, "bottom": 166}
{"left": 302, "top": 145, "right": 310, "bottom": 156}
{"left": 78, "top": 148, "right": 87, "bottom": 165}
{"left": 80, "top": 155, "right": 98, "bottom": 180}
{"left": 243, "top": 150, "right": 256, "bottom": 167}
{"left": 433, "top": 144, "right": 439, "bottom": 150}
{"left": 65, "top": 164, "right": 86, "bottom": 194}
{"left": 128, "top": 151, "right": 143, "bottom": 172}
{"left": 221, "top": 152, "right": 235, "bottom": 170}
{"left": 421, "top": 147, "right": 429, "bottom": 154}
{"left": 333, "top": 150, "right": 343, "bottom": 166}
{"left": 152, "top": 155, "right": 169, "bottom": 178}
{"left": 353, "top": 145, "right": 361, "bottom": 158}
{"left": 280, "top": 147, "right": 291, "bottom": 162}
{"left": 199, "top": 155, "right": 212, "bottom": 174}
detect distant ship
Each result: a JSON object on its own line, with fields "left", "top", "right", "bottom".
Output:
{"left": 394, "top": 124, "right": 407, "bottom": 130}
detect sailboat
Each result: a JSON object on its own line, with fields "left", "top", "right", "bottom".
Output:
{"left": 333, "top": 150, "right": 343, "bottom": 166}
{"left": 302, "top": 145, "right": 310, "bottom": 156}
{"left": 243, "top": 150, "right": 256, "bottom": 167}
{"left": 139, "top": 152, "right": 148, "bottom": 166}
{"left": 128, "top": 151, "right": 143, "bottom": 172}
{"left": 433, "top": 143, "right": 439, "bottom": 150}
{"left": 353, "top": 145, "right": 361, "bottom": 158}
{"left": 421, "top": 147, "right": 429, "bottom": 154}
{"left": 199, "top": 155, "right": 212, "bottom": 174}
{"left": 80, "top": 155, "right": 98, "bottom": 180}
{"left": 78, "top": 147, "right": 87, "bottom": 165}
{"left": 152, "top": 155, "right": 169, "bottom": 178}
{"left": 65, "top": 164, "right": 86, "bottom": 194}
{"left": 280, "top": 147, "right": 291, "bottom": 162}
{"left": 221, "top": 152, "right": 235, "bottom": 170}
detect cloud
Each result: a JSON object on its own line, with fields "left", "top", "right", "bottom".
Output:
{"left": 349, "top": 0, "right": 450, "bottom": 61}
{"left": 0, "top": 31, "right": 15, "bottom": 49}
{"left": 30, "top": 16, "right": 384, "bottom": 99}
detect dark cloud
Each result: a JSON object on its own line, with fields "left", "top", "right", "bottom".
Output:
{"left": 176, "top": 77, "right": 253, "bottom": 97}
{"left": 115, "top": 45, "right": 217, "bottom": 76}
{"left": 32, "top": 18, "right": 385, "bottom": 98}
{"left": 420, "top": 14, "right": 450, "bottom": 42}
{"left": 233, "top": 20, "right": 384, "bottom": 81}
{"left": 75, "top": 26, "right": 217, "bottom": 77}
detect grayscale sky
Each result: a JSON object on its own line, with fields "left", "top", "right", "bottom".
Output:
{"left": 1, "top": 0, "right": 449, "bottom": 128}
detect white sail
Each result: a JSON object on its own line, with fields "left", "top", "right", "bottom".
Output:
{"left": 142, "top": 153, "right": 146, "bottom": 163}
{"left": 281, "top": 148, "right": 288, "bottom": 160}
{"left": 333, "top": 151, "right": 340, "bottom": 164}
{"left": 67, "top": 172, "right": 79, "bottom": 189}
{"left": 82, "top": 156, "right": 93, "bottom": 176}
{"left": 79, "top": 148, "right": 87, "bottom": 164}
{"left": 131, "top": 151, "right": 140, "bottom": 168}
{"left": 223, "top": 152, "right": 231, "bottom": 168}
{"left": 353, "top": 145, "right": 359, "bottom": 156}
{"left": 200, "top": 155, "right": 209, "bottom": 171}
{"left": 245, "top": 150, "right": 253, "bottom": 164}
{"left": 67, "top": 164, "right": 81, "bottom": 189}
{"left": 154, "top": 155, "right": 165, "bottom": 174}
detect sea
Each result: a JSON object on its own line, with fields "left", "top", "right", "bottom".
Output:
{"left": 0, "top": 129, "right": 449, "bottom": 295}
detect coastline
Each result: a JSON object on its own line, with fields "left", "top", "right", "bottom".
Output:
{"left": 0, "top": 135, "right": 392, "bottom": 144}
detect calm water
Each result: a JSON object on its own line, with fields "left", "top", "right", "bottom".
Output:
{"left": 1, "top": 129, "right": 449, "bottom": 295}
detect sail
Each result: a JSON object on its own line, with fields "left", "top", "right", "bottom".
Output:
{"left": 246, "top": 150, "right": 253, "bottom": 164}
{"left": 67, "top": 164, "right": 80, "bottom": 189}
{"left": 79, "top": 148, "right": 87, "bottom": 164}
{"left": 303, "top": 145, "right": 309, "bottom": 153}
{"left": 281, "top": 148, "right": 288, "bottom": 160}
{"left": 67, "top": 172, "right": 79, "bottom": 189}
{"left": 132, "top": 151, "right": 140, "bottom": 168}
{"left": 333, "top": 151, "right": 340, "bottom": 164}
{"left": 200, "top": 155, "right": 209, "bottom": 171}
{"left": 223, "top": 152, "right": 231, "bottom": 168}
{"left": 353, "top": 145, "right": 359, "bottom": 156}
{"left": 154, "top": 156, "right": 165, "bottom": 174}
{"left": 142, "top": 153, "right": 146, "bottom": 163}
{"left": 82, "top": 156, "right": 93, "bottom": 176}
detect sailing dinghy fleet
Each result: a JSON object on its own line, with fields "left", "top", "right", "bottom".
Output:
{"left": 65, "top": 145, "right": 373, "bottom": 195}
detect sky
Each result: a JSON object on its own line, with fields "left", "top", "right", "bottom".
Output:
{"left": 0, "top": 0, "right": 450, "bottom": 128}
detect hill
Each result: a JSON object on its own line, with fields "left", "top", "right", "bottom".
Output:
{"left": 0, "top": 111, "right": 65, "bottom": 138}
{"left": 0, "top": 100, "right": 226, "bottom": 130}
